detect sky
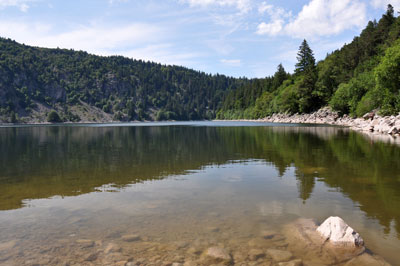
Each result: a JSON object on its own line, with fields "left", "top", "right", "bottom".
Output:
{"left": 0, "top": 0, "right": 398, "bottom": 78}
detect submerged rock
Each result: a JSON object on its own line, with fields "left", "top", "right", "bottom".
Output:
{"left": 0, "top": 240, "right": 17, "bottom": 252}
{"left": 278, "top": 259, "right": 303, "bottom": 266}
{"left": 248, "top": 249, "right": 265, "bottom": 261}
{"left": 104, "top": 243, "right": 122, "bottom": 254}
{"left": 76, "top": 239, "right": 95, "bottom": 248}
{"left": 344, "top": 253, "right": 391, "bottom": 266}
{"left": 204, "top": 246, "right": 232, "bottom": 263}
{"left": 317, "top": 216, "right": 364, "bottom": 247}
{"left": 266, "top": 249, "right": 293, "bottom": 262}
{"left": 121, "top": 234, "right": 141, "bottom": 242}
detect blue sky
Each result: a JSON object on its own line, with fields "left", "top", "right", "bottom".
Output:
{"left": 0, "top": 0, "right": 397, "bottom": 78}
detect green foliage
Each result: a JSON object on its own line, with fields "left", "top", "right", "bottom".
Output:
{"left": 47, "top": 110, "right": 62, "bottom": 123}
{"left": 295, "top": 40, "right": 316, "bottom": 74}
{"left": 330, "top": 71, "right": 375, "bottom": 115}
{"left": 219, "top": 7, "right": 400, "bottom": 119}
{"left": 0, "top": 38, "right": 247, "bottom": 122}
{"left": 374, "top": 40, "right": 400, "bottom": 115}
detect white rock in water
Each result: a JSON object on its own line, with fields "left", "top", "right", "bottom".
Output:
{"left": 317, "top": 217, "right": 364, "bottom": 247}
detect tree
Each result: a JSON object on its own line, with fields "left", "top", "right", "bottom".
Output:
{"left": 374, "top": 41, "right": 400, "bottom": 115}
{"left": 47, "top": 110, "right": 62, "bottom": 123}
{"left": 10, "top": 111, "right": 17, "bottom": 123}
{"left": 295, "top": 40, "right": 316, "bottom": 74}
{"left": 294, "top": 40, "right": 319, "bottom": 112}
{"left": 272, "top": 63, "right": 288, "bottom": 89}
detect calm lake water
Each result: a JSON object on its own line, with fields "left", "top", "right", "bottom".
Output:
{"left": 0, "top": 122, "right": 399, "bottom": 265}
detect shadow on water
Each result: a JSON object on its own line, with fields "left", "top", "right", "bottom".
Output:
{"left": 0, "top": 124, "right": 400, "bottom": 239}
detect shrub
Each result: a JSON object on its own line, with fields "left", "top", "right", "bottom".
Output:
{"left": 47, "top": 110, "right": 62, "bottom": 123}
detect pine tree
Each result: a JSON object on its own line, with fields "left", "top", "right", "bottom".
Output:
{"left": 295, "top": 40, "right": 319, "bottom": 112}
{"left": 272, "top": 63, "right": 287, "bottom": 89}
{"left": 295, "top": 40, "right": 315, "bottom": 74}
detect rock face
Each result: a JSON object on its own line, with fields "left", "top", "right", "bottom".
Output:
{"left": 317, "top": 217, "right": 364, "bottom": 247}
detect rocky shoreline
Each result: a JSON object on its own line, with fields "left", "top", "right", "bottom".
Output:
{"left": 255, "top": 107, "right": 400, "bottom": 137}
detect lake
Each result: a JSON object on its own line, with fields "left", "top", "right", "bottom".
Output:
{"left": 0, "top": 122, "right": 399, "bottom": 265}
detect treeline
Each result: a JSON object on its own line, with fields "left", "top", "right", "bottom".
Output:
{"left": 0, "top": 38, "right": 247, "bottom": 122}
{"left": 217, "top": 5, "right": 400, "bottom": 119}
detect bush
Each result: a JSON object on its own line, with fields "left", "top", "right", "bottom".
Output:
{"left": 374, "top": 41, "right": 400, "bottom": 115}
{"left": 47, "top": 110, "right": 62, "bottom": 123}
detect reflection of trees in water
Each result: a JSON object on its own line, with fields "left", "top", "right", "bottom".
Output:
{"left": 0, "top": 125, "right": 399, "bottom": 238}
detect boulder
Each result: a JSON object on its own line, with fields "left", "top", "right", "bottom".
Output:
{"left": 363, "top": 111, "right": 375, "bottom": 120}
{"left": 282, "top": 218, "right": 364, "bottom": 265}
{"left": 316, "top": 217, "right": 364, "bottom": 247}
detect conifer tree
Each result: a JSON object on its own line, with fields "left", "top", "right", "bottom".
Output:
{"left": 295, "top": 39, "right": 315, "bottom": 74}
{"left": 273, "top": 63, "right": 287, "bottom": 89}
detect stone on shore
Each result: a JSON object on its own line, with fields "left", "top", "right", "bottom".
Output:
{"left": 317, "top": 216, "right": 364, "bottom": 247}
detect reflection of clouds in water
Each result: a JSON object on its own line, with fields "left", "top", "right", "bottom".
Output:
{"left": 259, "top": 201, "right": 283, "bottom": 216}
{"left": 222, "top": 175, "right": 242, "bottom": 182}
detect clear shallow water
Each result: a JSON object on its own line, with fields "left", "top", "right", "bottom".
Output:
{"left": 0, "top": 122, "right": 399, "bottom": 265}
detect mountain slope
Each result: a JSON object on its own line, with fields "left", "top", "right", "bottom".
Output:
{"left": 217, "top": 6, "right": 400, "bottom": 119}
{"left": 0, "top": 38, "right": 247, "bottom": 123}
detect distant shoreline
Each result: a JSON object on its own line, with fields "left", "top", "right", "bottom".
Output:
{"left": 218, "top": 107, "right": 400, "bottom": 138}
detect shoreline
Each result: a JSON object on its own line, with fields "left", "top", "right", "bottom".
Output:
{"left": 220, "top": 107, "right": 400, "bottom": 137}
{"left": 1, "top": 108, "right": 400, "bottom": 139}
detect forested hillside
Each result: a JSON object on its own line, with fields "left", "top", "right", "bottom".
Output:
{"left": 0, "top": 38, "right": 247, "bottom": 123}
{"left": 217, "top": 5, "right": 400, "bottom": 119}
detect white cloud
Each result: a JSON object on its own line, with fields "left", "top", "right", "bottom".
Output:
{"left": 0, "top": 0, "right": 35, "bottom": 12}
{"left": 220, "top": 59, "right": 241, "bottom": 66}
{"left": 256, "top": 1, "right": 291, "bottom": 36}
{"left": 371, "top": 0, "right": 400, "bottom": 9}
{"left": 179, "top": 0, "right": 252, "bottom": 13}
{"left": 0, "top": 20, "right": 204, "bottom": 67}
{"left": 257, "top": 21, "right": 283, "bottom": 36}
{"left": 0, "top": 21, "right": 163, "bottom": 53}
{"left": 256, "top": 0, "right": 367, "bottom": 38}
{"left": 124, "top": 44, "right": 202, "bottom": 67}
